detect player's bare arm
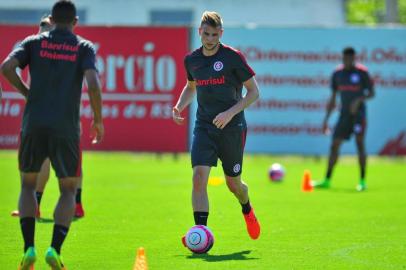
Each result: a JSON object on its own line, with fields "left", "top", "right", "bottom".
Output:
{"left": 322, "top": 91, "right": 337, "bottom": 134}
{"left": 173, "top": 80, "right": 196, "bottom": 125}
{"left": 213, "top": 76, "right": 259, "bottom": 129}
{"left": 85, "top": 69, "right": 104, "bottom": 144}
{"left": 0, "top": 57, "right": 29, "bottom": 99}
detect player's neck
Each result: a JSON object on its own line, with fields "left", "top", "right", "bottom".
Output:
{"left": 54, "top": 24, "right": 74, "bottom": 32}
{"left": 202, "top": 43, "right": 220, "bottom": 57}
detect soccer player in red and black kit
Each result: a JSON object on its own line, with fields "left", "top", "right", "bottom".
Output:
{"left": 313, "top": 47, "right": 375, "bottom": 191}
{"left": 0, "top": 1, "right": 103, "bottom": 269}
{"left": 173, "top": 11, "right": 261, "bottom": 245}
{"left": 10, "top": 14, "right": 86, "bottom": 220}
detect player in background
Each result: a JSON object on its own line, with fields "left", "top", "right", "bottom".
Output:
{"left": 313, "top": 47, "right": 375, "bottom": 191}
{"left": 10, "top": 14, "right": 86, "bottom": 219}
{"left": 0, "top": 1, "right": 103, "bottom": 269}
{"left": 173, "top": 11, "right": 261, "bottom": 245}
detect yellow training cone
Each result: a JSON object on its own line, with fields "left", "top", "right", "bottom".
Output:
{"left": 208, "top": 176, "right": 224, "bottom": 186}
{"left": 133, "top": 247, "right": 148, "bottom": 270}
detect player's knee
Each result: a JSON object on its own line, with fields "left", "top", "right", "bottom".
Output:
{"left": 21, "top": 180, "right": 36, "bottom": 191}
{"left": 225, "top": 177, "right": 241, "bottom": 194}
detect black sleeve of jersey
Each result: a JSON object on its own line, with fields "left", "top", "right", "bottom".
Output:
{"left": 330, "top": 72, "right": 338, "bottom": 93}
{"left": 233, "top": 51, "right": 255, "bottom": 83}
{"left": 8, "top": 36, "right": 33, "bottom": 69}
{"left": 184, "top": 56, "right": 194, "bottom": 81}
{"left": 81, "top": 41, "right": 97, "bottom": 72}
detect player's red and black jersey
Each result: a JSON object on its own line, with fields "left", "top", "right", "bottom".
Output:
{"left": 331, "top": 63, "right": 373, "bottom": 116}
{"left": 184, "top": 43, "right": 255, "bottom": 130}
{"left": 9, "top": 28, "right": 97, "bottom": 138}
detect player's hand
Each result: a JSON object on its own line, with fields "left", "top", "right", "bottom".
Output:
{"left": 350, "top": 98, "right": 362, "bottom": 115}
{"left": 322, "top": 120, "right": 330, "bottom": 135}
{"left": 91, "top": 121, "right": 104, "bottom": 144}
{"left": 213, "top": 110, "right": 234, "bottom": 129}
{"left": 172, "top": 107, "right": 185, "bottom": 125}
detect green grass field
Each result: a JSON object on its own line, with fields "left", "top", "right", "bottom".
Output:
{"left": 0, "top": 150, "right": 405, "bottom": 269}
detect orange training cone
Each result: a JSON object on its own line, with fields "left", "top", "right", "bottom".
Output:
{"left": 133, "top": 247, "right": 148, "bottom": 270}
{"left": 302, "top": 170, "right": 313, "bottom": 192}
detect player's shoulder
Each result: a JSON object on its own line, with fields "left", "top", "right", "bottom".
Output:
{"left": 354, "top": 63, "right": 369, "bottom": 73}
{"left": 76, "top": 35, "right": 95, "bottom": 48}
{"left": 185, "top": 47, "right": 202, "bottom": 60}
{"left": 221, "top": 43, "right": 245, "bottom": 59}
{"left": 21, "top": 34, "right": 42, "bottom": 44}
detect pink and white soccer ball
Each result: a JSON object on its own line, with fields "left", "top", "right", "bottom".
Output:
{"left": 184, "top": 225, "right": 214, "bottom": 253}
{"left": 269, "top": 163, "right": 285, "bottom": 182}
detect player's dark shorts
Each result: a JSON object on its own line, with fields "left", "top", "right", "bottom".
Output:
{"left": 333, "top": 112, "right": 367, "bottom": 140}
{"left": 191, "top": 127, "right": 247, "bottom": 177}
{"left": 18, "top": 131, "right": 82, "bottom": 178}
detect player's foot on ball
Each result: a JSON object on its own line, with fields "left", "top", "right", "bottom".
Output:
{"left": 243, "top": 208, "right": 260, "bottom": 240}
{"left": 45, "top": 247, "right": 66, "bottom": 270}
{"left": 74, "top": 203, "right": 85, "bottom": 218}
{"left": 356, "top": 181, "right": 367, "bottom": 192}
{"left": 181, "top": 235, "right": 187, "bottom": 247}
{"left": 18, "top": 247, "right": 36, "bottom": 270}
{"left": 312, "top": 180, "right": 330, "bottom": 189}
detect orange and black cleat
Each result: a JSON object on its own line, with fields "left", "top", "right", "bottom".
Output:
{"left": 243, "top": 208, "right": 260, "bottom": 240}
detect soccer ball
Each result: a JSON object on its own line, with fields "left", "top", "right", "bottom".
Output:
{"left": 184, "top": 225, "right": 214, "bottom": 253}
{"left": 269, "top": 163, "right": 285, "bottom": 182}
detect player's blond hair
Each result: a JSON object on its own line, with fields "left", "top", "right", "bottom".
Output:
{"left": 200, "top": 11, "right": 223, "bottom": 28}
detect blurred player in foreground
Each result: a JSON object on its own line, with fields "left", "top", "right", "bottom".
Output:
{"left": 1, "top": 1, "right": 103, "bottom": 269}
{"left": 10, "top": 14, "right": 86, "bottom": 220}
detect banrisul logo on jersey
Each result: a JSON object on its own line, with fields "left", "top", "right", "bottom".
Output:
{"left": 213, "top": 61, "right": 223, "bottom": 71}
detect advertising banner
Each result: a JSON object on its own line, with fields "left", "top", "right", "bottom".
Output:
{"left": 191, "top": 27, "right": 406, "bottom": 155}
{"left": 0, "top": 25, "right": 189, "bottom": 152}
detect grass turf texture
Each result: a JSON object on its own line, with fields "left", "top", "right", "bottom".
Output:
{"left": 0, "top": 150, "right": 405, "bottom": 269}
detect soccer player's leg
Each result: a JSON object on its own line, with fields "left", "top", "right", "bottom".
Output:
{"left": 17, "top": 132, "right": 48, "bottom": 269}
{"left": 74, "top": 175, "right": 85, "bottom": 218}
{"left": 354, "top": 116, "right": 367, "bottom": 191}
{"left": 35, "top": 158, "right": 51, "bottom": 218}
{"left": 12, "top": 158, "right": 50, "bottom": 218}
{"left": 45, "top": 136, "right": 81, "bottom": 268}
{"left": 219, "top": 128, "right": 260, "bottom": 240}
{"left": 313, "top": 117, "right": 348, "bottom": 188}
{"left": 182, "top": 128, "right": 217, "bottom": 247}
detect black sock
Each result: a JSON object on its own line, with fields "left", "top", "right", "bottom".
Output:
{"left": 75, "top": 188, "right": 82, "bottom": 204}
{"left": 326, "top": 169, "right": 332, "bottom": 180}
{"left": 241, "top": 200, "right": 252, "bottom": 214}
{"left": 35, "top": 191, "right": 43, "bottom": 205}
{"left": 361, "top": 168, "right": 366, "bottom": 179}
{"left": 193, "top": 211, "right": 209, "bottom": 226}
{"left": 20, "top": 217, "right": 35, "bottom": 252}
{"left": 51, "top": 224, "right": 69, "bottom": 254}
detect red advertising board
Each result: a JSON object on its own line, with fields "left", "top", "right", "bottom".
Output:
{"left": 0, "top": 25, "right": 189, "bottom": 152}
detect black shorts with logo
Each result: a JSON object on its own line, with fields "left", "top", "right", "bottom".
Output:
{"left": 18, "top": 131, "right": 82, "bottom": 178}
{"left": 191, "top": 127, "right": 247, "bottom": 177}
{"left": 333, "top": 112, "right": 366, "bottom": 140}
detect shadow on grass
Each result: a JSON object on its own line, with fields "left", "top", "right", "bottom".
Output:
{"left": 185, "top": 250, "right": 259, "bottom": 262}
{"left": 329, "top": 187, "right": 362, "bottom": 193}
{"left": 37, "top": 217, "right": 82, "bottom": 223}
